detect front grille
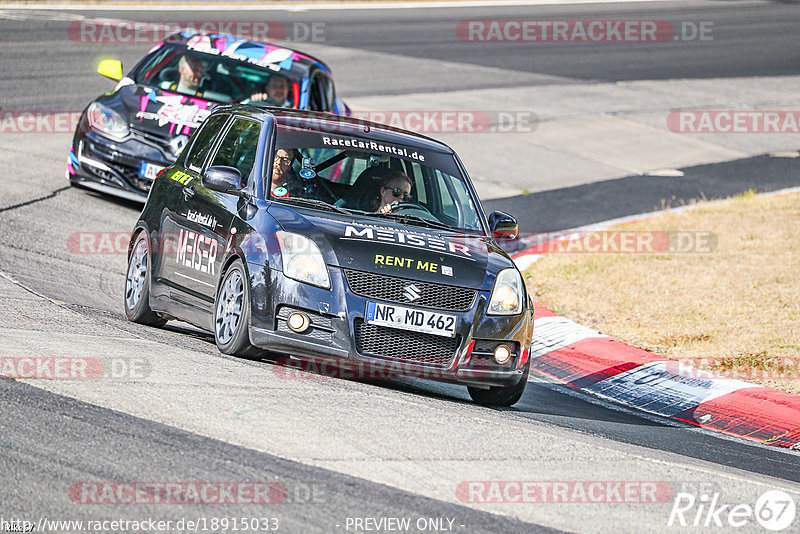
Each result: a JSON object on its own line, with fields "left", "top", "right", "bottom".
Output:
{"left": 344, "top": 269, "right": 477, "bottom": 312}
{"left": 121, "top": 166, "right": 152, "bottom": 192}
{"left": 130, "top": 124, "right": 173, "bottom": 145}
{"left": 354, "top": 319, "right": 459, "bottom": 367}
{"left": 84, "top": 141, "right": 152, "bottom": 192}
{"left": 84, "top": 165, "right": 116, "bottom": 183}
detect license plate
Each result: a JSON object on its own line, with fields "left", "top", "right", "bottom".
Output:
{"left": 365, "top": 302, "right": 456, "bottom": 338}
{"left": 139, "top": 161, "right": 166, "bottom": 180}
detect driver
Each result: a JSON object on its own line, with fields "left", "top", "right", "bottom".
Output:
{"left": 375, "top": 171, "right": 413, "bottom": 213}
{"left": 165, "top": 55, "right": 205, "bottom": 94}
{"left": 248, "top": 74, "right": 292, "bottom": 107}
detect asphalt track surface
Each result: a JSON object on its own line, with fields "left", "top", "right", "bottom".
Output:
{"left": 1, "top": 378, "right": 547, "bottom": 533}
{"left": 485, "top": 153, "right": 800, "bottom": 234}
{"left": 2, "top": 2, "right": 800, "bottom": 533}
{"left": 4, "top": 1, "right": 800, "bottom": 108}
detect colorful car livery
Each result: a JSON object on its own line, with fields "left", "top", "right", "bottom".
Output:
{"left": 68, "top": 30, "right": 348, "bottom": 202}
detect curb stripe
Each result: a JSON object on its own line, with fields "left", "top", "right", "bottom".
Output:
{"left": 671, "top": 388, "right": 800, "bottom": 446}
{"left": 530, "top": 316, "right": 606, "bottom": 358}
{"left": 528, "top": 304, "right": 800, "bottom": 448}
{"left": 532, "top": 337, "right": 666, "bottom": 388}
{"left": 532, "top": 303, "right": 559, "bottom": 319}
{"left": 586, "top": 361, "right": 754, "bottom": 418}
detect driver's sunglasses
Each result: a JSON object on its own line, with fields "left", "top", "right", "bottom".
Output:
{"left": 390, "top": 188, "right": 412, "bottom": 202}
{"left": 275, "top": 157, "right": 293, "bottom": 166}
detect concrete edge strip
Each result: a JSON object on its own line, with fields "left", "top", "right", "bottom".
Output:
{"left": 516, "top": 186, "right": 800, "bottom": 449}
{"left": 0, "top": 0, "right": 682, "bottom": 11}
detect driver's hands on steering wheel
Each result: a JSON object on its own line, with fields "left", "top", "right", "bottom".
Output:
{"left": 250, "top": 92, "right": 278, "bottom": 104}
{"left": 379, "top": 202, "right": 397, "bottom": 214}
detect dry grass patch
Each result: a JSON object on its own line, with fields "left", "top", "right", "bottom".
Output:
{"left": 525, "top": 190, "right": 800, "bottom": 394}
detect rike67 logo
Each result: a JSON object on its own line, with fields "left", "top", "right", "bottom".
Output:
{"left": 668, "top": 489, "right": 796, "bottom": 531}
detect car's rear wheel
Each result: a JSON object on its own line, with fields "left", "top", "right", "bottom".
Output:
{"left": 468, "top": 362, "right": 530, "bottom": 407}
{"left": 124, "top": 233, "right": 166, "bottom": 327}
{"left": 214, "top": 260, "right": 260, "bottom": 357}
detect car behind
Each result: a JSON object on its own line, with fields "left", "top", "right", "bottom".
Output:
{"left": 68, "top": 31, "right": 348, "bottom": 202}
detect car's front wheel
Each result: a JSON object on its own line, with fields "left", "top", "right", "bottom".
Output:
{"left": 468, "top": 362, "right": 530, "bottom": 407}
{"left": 124, "top": 233, "right": 166, "bottom": 327}
{"left": 214, "top": 260, "right": 260, "bottom": 357}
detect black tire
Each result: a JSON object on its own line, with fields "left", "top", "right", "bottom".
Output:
{"left": 214, "top": 260, "right": 260, "bottom": 357}
{"left": 124, "top": 233, "right": 167, "bottom": 327}
{"left": 468, "top": 362, "right": 530, "bottom": 407}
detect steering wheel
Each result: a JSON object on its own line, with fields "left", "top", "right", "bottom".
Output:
{"left": 389, "top": 202, "right": 437, "bottom": 220}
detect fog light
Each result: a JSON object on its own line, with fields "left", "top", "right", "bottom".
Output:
{"left": 494, "top": 345, "right": 512, "bottom": 364}
{"left": 288, "top": 312, "right": 311, "bottom": 333}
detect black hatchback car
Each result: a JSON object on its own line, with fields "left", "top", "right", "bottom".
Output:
{"left": 68, "top": 31, "right": 347, "bottom": 203}
{"left": 124, "top": 107, "right": 533, "bottom": 406}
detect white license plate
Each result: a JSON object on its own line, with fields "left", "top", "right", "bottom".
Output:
{"left": 365, "top": 302, "right": 456, "bottom": 338}
{"left": 139, "top": 161, "right": 165, "bottom": 180}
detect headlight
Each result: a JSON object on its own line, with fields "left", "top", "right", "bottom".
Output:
{"left": 276, "top": 231, "right": 330, "bottom": 289}
{"left": 86, "top": 102, "right": 129, "bottom": 140}
{"left": 488, "top": 268, "right": 524, "bottom": 315}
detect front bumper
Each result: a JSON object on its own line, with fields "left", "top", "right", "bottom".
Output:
{"left": 67, "top": 121, "right": 177, "bottom": 202}
{"left": 248, "top": 264, "right": 533, "bottom": 388}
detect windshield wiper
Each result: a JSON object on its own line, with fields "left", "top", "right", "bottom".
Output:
{"left": 277, "top": 196, "right": 354, "bottom": 216}
{"left": 368, "top": 212, "right": 455, "bottom": 232}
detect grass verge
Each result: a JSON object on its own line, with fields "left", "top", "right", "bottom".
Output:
{"left": 524, "top": 190, "right": 800, "bottom": 394}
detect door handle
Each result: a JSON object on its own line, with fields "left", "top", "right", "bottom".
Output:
{"left": 182, "top": 185, "right": 195, "bottom": 200}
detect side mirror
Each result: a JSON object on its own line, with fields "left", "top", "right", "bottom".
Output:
{"left": 203, "top": 166, "right": 244, "bottom": 195}
{"left": 97, "top": 59, "right": 123, "bottom": 81}
{"left": 489, "top": 211, "right": 518, "bottom": 240}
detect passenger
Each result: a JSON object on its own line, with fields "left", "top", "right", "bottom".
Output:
{"left": 269, "top": 148, "right": 302, "bottom": 197}
{"left": 249, "top": 74, "right": 292, "bottom": 107}
{"left": 374, "top": 171, "right": 413, "bottom": 213}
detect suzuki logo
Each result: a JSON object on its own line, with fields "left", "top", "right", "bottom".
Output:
{"left": 403, "top": 284, "right": 421, "bottom": 302}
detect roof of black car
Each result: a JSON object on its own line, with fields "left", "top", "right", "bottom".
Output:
{"left": 217, "top": 106, "right": 457, "bottom": 155}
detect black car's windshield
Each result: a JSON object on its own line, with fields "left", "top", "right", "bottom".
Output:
{"left": 134, "top": 43, "right": 304, "bottom": 105}
{"left": 267, "top": 125, "right": 484, "bottom": 232}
